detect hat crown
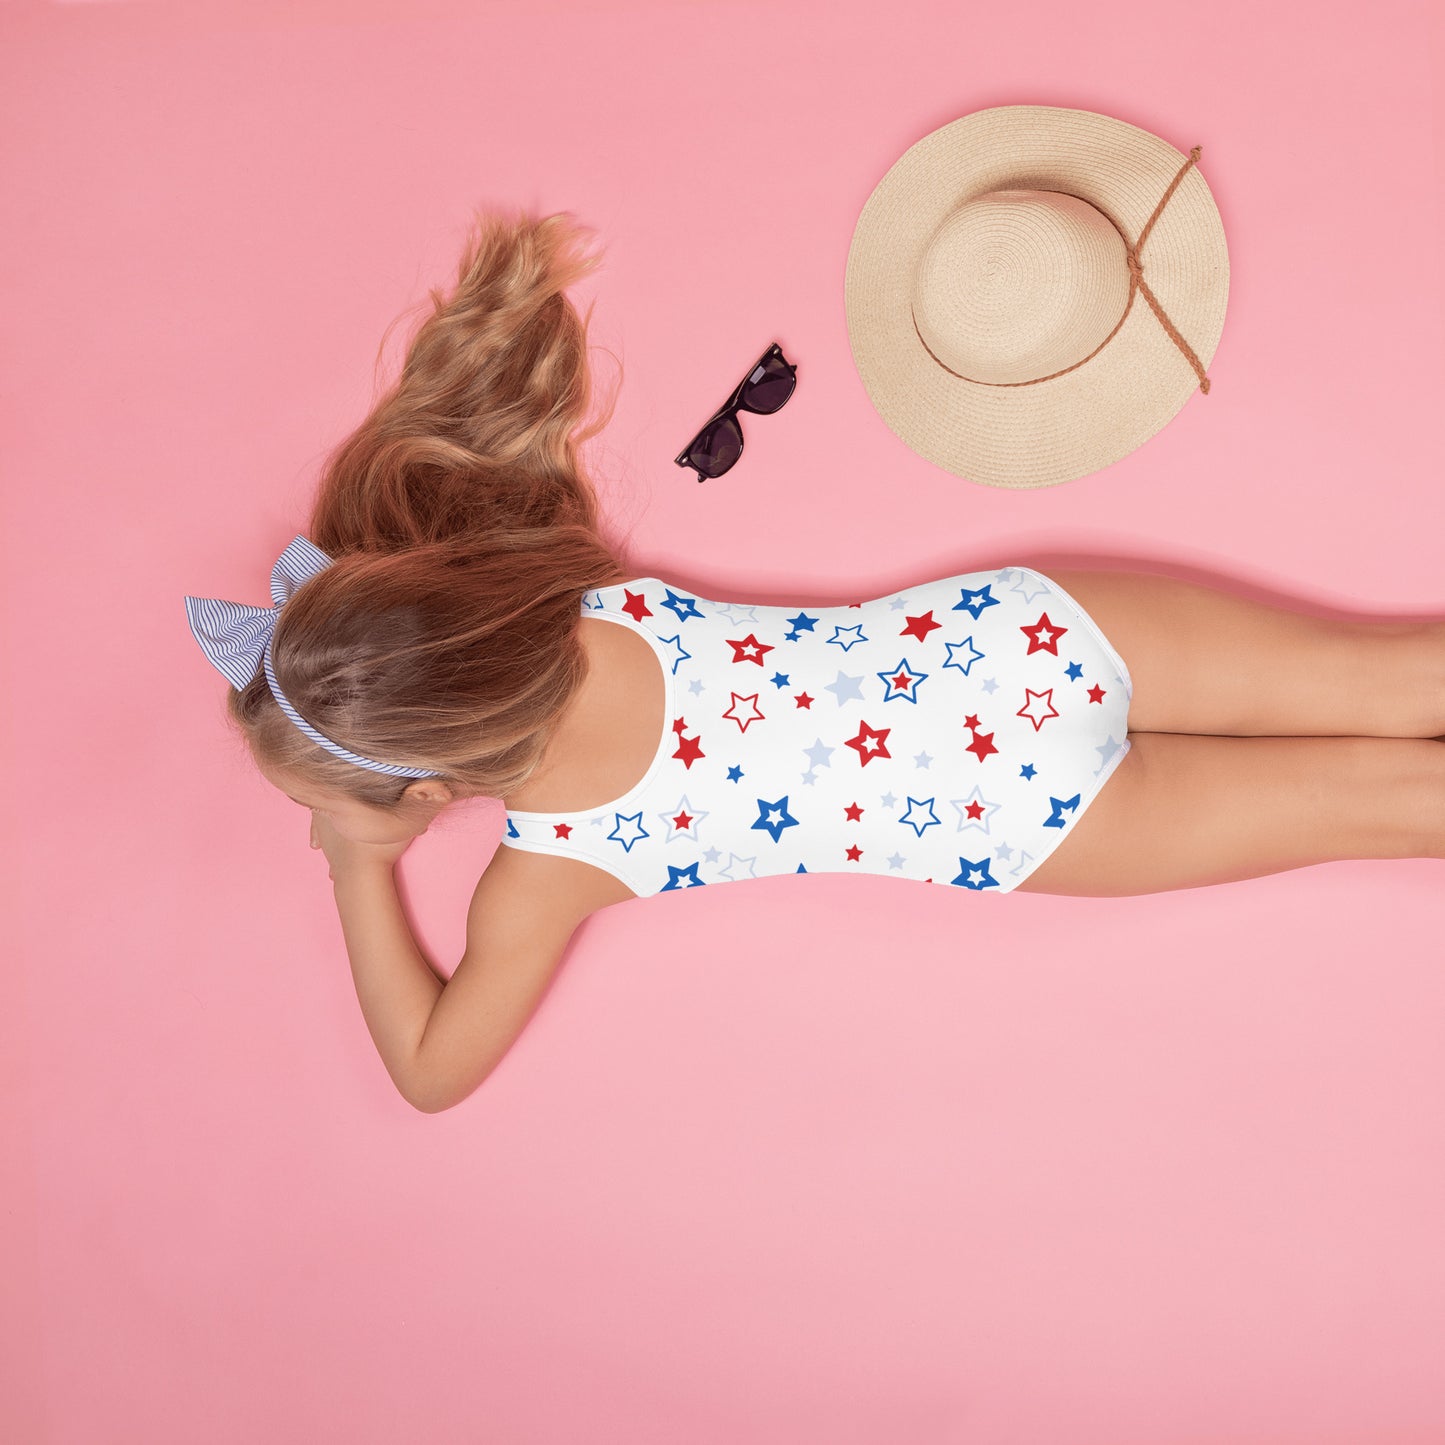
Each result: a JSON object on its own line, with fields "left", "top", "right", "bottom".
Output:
{"left": 911, "top": 189, "right": 1131, "bottom": 385}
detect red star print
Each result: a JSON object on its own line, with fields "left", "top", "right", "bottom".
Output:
{"left": 672, "top": 809, "right": 694, "bottom": 830}
{"left": 844, "top": 802, "right": 864, "bottom": 821}
{"left": 727, "top": 632, "right": 774, "bottom": 665}
{"left": 553, "top": 822, "right": 572, "bottom": 839}
{"left": 794, "top": 692, "right": 813, "bottom": 708}
{"left": 966, "top": 728, "right": 998, "bottom": 762}
{"left": 672, "top": 716, "right": 688, "bottom": 734}
{"left": 1021, "top": 611, "right": 1069, "bottom": 656}
{"left": 673, "top": 733, "right": 705, "bottom": 768}
{"left": 901, "top": 610, "right": 942, "bottom": 642}
{"left": 845, "top": 844, "right": 863, "bottom": 861}
{"left": 964, "top": 713, "right": 981, "bottom": 729}
{"left": 621, "top": 589, "right": 653, "bottom": 623}
{"left": 844, "top": 720, "right": 892, "bottom": 766}
{"left": 889, "top": 668, "right": 917, "bottom": 694}
{"left": 1087, "top": 683, "right": 1107, "bottom": 703}
{"left": 965, "top": 800, "right": 985, "bottom": 820}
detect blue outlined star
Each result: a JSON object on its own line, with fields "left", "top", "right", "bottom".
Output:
{"left": 660, "top": 589, "right": 704, "bottom": 623}
{"left": 659, "top": 861, "right": 707, "bottom": 890}
{"left": 876, "top": 657, "right": 929, "bottom": 703}
{"left": 751, "top": 796, "right": 800, "bottom": 843}
{"left": 505, "top": 817, "right": 521, "bottom": 838}
{"left": 898, "top": 796, "right": 941, "bottom": 837}
{"left": 606, "top": 811, "right": 650, "bottom": 852}
{"left": 1043, "top": 793, "right": 1082, "bottom": 829}
{"left": 942, "top": 636, "right": 986, "bottom": 675}
{"left": 1065, "top": 661, "right": 1084, "bottom": 680}
{"left": 951, "top": 856, "right": 1000, "bottom": 890}
{"left": 952, "top": 584, "right": 1000, "bottom": 620}
{"left": 826, "top": 622, "right": 869, "bottom": 652}
{"left": 656, "top": 632, "right": 693, "bottom": 676}
{"left": 785, "top": 611, "right": 819, "bottom": 641}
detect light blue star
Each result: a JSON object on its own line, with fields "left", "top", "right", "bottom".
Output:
{"left": 824, "top": 671, "right": 865, "bottom": 706}
{"left": 804, "top": 738, "right": 836, "bottom": 769}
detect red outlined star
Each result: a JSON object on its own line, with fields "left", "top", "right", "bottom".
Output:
{"left": 1017, "top": 688, "right": 1061, "bottom": 732}
{"left": 844, "top": 720, "right": 892, "bottom": 766}
{"left": 901, "top": 610, "right": 942, "bottom": 642}
{"left": 1020, "top": 611, "right": 1069, "bottom": 656}
{"left": 727, "top": 632, "right": 774, "bottom": 665}
{"left": 621, "top": 589, "right": 653, "bottom": 623}
{"left": 722, "top": 692, "right": 765, "bottom": 732}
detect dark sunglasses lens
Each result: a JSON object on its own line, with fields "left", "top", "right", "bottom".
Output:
{"left": 738, "top": 354, "right": 795, "bottom": 414}
{"left": 688, "top": 415, "right": 743, "bottom": 476}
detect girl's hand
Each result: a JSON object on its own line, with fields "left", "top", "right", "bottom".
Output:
{"left": 309, "top": 809, "right": 416, "bottom": 880}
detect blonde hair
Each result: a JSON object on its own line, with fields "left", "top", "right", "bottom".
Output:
{"left": 226, "top": 209, "right": 637, "bottom": 813}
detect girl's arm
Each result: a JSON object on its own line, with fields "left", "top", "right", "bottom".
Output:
{"left": 331, "top": 844, "right": 633, "bottom": 1112}
{"left": 331, "top": 863, "right": 444, "bottom": 1107}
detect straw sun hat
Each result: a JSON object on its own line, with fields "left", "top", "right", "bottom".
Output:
{"left": 844, "top": 104, "right": 1230, "bottom": 488}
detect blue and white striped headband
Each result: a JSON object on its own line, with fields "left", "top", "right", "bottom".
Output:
{"left": 184, "top": 533, "right": 443, "bottom": 779}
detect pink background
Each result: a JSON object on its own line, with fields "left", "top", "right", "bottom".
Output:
{"left": 6, "top": 0, "right": 1445, "bottom": 1440}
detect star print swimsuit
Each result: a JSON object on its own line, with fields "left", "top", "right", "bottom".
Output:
{"left": 500, "top": 567, "right": 1133, "bottom": 898}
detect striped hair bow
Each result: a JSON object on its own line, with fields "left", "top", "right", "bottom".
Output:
{"left": 184, "top": 534, "right": 443, "bottom": 779}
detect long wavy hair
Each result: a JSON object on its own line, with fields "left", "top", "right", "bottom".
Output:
{"left": 226, "top": 209, "right": 637, "bottom": 814}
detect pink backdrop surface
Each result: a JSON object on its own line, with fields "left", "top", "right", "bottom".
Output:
{"left": 6, "top": 0, "right": 1445, "bottom": 1441}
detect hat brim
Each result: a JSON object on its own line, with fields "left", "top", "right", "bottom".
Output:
{"left": 844, "top": 105, "right": 1231, "bottom": 488}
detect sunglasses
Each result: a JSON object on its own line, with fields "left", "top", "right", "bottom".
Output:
{"left": 674, "top": 342, "right": 798, "bottom": 481}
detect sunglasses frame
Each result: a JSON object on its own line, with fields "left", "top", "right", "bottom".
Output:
{"left": 674, "top": 342, "right": 798, "bottom": 481}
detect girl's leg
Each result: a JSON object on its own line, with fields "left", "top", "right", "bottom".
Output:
{"left": 1039, "top": 567, "right": 1445, "bottom": 738}
{"left": 1015, "top": 731, "right": 1445, "bottom": 897}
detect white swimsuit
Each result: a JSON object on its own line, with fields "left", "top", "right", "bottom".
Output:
{"left": 500, "top": 566, "right": 1133, "bottom": 898}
